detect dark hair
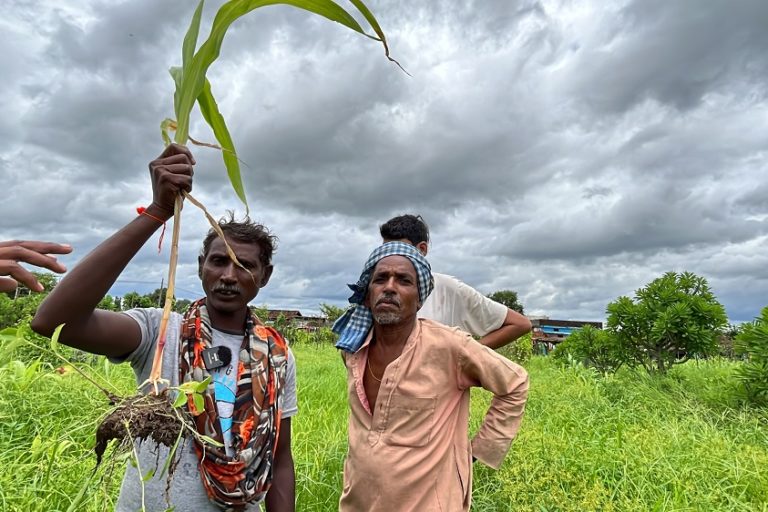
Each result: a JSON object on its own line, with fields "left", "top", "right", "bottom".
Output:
{"left": 379, "top": 214, "right": 430, "bottom": 246}
{"left": 200, "top": 211, "right": 277, "bottom": 267}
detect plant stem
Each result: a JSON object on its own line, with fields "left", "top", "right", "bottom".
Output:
{"left": 148, "top": 195, "right": 183, "bottom": 394}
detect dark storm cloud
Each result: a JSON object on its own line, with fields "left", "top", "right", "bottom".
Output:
{"left": 500, "top": 181, "right": 766, "bottom": 261}
{"left": 2, "top": 0, "right": 767, "bottom": 324}
{"left": 205, "top": 0, "right": 560, "bottom": 216}
{"left": 567, "top": 0, "right": 768, "bottom": 113}
{"left": 21, "top": 0, "right": 182, "bottom": 174}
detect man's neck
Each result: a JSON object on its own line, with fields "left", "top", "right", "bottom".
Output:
{"left": 207, "top": 307, "right": 248, "bottom": 334}
{"left": 372, "top": 317, "right": 417, "bottom": 350}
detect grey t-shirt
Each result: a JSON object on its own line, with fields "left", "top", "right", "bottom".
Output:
{"left": 112, "top": 308, "right": 298, "bottom": 512}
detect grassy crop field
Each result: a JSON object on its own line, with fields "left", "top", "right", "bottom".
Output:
{"left": 1, "top": 342, "right": 767, "bottom": 511}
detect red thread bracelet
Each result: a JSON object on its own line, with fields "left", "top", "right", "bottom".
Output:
{"left": 136, "top": 206, "right": 166, "bottom": 252}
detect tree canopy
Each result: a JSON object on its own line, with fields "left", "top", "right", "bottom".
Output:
{"left": 487, "top": 290, "right": 524, "bottom": 314}
{"left": 552, "top": 325, "right": 625, "bottom": 374}
{"left": 735, "top": 306, "right": 768, "bottom": 405}
{"left": 319, "top": 303, "right": 346, "bottom": 323}
{"left": 606, "top": 271, "right": 727, "bottom": 374}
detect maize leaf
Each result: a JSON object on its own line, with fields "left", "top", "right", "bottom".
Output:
{"left": 347, "top": 0, "right": 405, "bottom": 72}
{"left": 169, "top": 66, "right": 184, "bottom": 132}
{"left": 182, "top": 0, "right": 205, "bottom": 68}
{"left": 173, "top": 0, "right": 205, "bottom": 118}
{"left": 173, "top": 0, "right": 385, "bottom": 145}
{"left": 196, "top": 78, "right": 246, "bottom": 208}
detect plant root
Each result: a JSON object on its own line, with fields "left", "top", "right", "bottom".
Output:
{"left": 94, "top": 391, "right": 192, "bottom": 466}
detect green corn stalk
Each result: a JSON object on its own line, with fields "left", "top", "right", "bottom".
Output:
{"left": 149, "top": 0, "right": 399, "bottom": 388}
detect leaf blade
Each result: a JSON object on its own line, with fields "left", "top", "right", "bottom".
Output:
{"left": 174, "top": 0, "right": 379, "bottom": 144}
{"left": 183, "top": 0, "right": 205, "bottom": 68}
{"left": 196, "top": 79, "right": 248, "bottom": 208}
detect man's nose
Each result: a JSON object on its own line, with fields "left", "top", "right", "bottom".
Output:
{"left": 220, "top": 261, "right": 237, "bottom": 282}
{"left": 382, "top": 277, "right": 397, "bottom": 292}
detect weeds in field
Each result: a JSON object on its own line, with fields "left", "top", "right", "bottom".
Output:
{"left": 2, "top": 339, "right": 767, "bottom": 511}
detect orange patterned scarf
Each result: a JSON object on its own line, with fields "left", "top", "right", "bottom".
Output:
{"left": 179, "top": 299, "right": 288, "bottom": 509}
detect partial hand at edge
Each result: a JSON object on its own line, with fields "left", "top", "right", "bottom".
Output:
{"left": 0, "top": 240, "right": 73, "bottom": 293}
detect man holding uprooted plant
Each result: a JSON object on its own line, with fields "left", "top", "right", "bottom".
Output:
{"left": 32, "top": 143, "right": 296, "bottom": 512}
{"left": 332, "top": 242, "right": 529, "bottom": 511}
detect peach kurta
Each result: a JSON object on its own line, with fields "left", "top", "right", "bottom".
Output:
{"left": 340, "top": 319, "right": 529, "bottom": 512}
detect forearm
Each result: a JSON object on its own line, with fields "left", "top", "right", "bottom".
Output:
{"left": 264, "top": 454, "right": 295, "bottom": 512}
{"left": 32, "top": 208, "right": 166, "bottom": 339}
{"left": 459, "top": 339, "right": 529, "bottom": 469}
{"left": 478, "top": 323, "right": 528, "bottom": 350}
{"left": 478, "top": 310, "right": 532, "bottom": 350}
{"left": 471, "top": 374, "right": 528, "bottom": 469}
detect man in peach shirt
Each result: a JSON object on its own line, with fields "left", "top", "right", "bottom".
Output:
{"left": 333, "top": 242, "right": 529, "bottom": 511}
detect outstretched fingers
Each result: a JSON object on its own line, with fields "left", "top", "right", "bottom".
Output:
{"left": 0, "top": 241, "right": 72, "bottom": 292}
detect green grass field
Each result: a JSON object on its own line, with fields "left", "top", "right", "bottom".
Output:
{"left": 1, "top": 343, "right": 767, "bottom": 511}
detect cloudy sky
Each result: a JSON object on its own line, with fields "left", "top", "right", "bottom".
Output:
{"left": 2, "top": 0, "right": 766, "bottom": 323}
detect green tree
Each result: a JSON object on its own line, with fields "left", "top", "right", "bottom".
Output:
{"left": 734, "top": 307, "right": 768, "bottom": 405}
{"left": 0, "top": 272, "right": 57, "bottom": 328}
{"left": 252, "top": 304, "right": 270, "bottom": 322}
{"left": 97, "top": 295, "right": 121, "bottom": 312}
{"left": 498, "top": 333, "right": 533, "bottom": 364}
{"left": 487, "top": 290, "right": 524, "bottom": 314}
{"left": 0, "top": 293, "right": 46, "bottom": 329}
{"left": 121, "top": 291, "right": 154, "bottom": 310}
{"left": 174, "top": 298, "right": 192, "bottom": 313}
{"left": 142, "top": 287, "right": 192, "bottom": 312}
{"left": 606, "top": 271, "right": 727, "bottom": 374}
{"left": 551, "top": 325, "right": 624, "bottom": 374}
{"left": 319, "top": 303, "right": 346, "bottom": 323}
{"left": 313, "top": 327, "right": 339, "bottom": 345}
{"left": 146, "top": 287, "right": 168, "bottom": 308}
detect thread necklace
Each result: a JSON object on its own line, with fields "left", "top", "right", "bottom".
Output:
{"left": 367, "top": 359, "right": 383, "bottom": 382}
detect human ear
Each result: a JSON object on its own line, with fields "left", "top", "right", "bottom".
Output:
{"left": 260, "top": 265, "right": 274, "bottom": 287}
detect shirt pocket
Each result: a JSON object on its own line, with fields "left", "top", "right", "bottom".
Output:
{"left": 384, "top": 395, "right": 436, "bottom": 447}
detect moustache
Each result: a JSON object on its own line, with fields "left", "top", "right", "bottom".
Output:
{"left": 375, "top": 295, "right": 401, "bottom": 307}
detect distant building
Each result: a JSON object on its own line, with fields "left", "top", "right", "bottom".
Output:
{"left": 264, "top": 309, "right": 327, "bottom": 331}
{"left": 530, "top": 318, "right": 603, "bottom": 355}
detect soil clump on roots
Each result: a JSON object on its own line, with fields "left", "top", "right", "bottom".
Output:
{"left": 94, "top": 391, "right": 192, "bottom": 465}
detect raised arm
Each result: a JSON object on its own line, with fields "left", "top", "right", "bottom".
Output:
{"left": 458, "top": 338, "right": 529, "bottom": 469}
{"left": 443, "top": 275, "right": 532, "bottom": 350}
{"left": 0, "top": 240, "right": 72, "bottom": 292}
{"left": 31, "top": 144, "right": 194, "bottom": 358}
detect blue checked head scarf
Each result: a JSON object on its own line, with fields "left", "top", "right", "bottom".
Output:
{"left": 333, "top": 241, "right": 434, "bottom": 353}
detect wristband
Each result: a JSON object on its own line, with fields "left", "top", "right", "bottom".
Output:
{"left": 136, "top": 206, "right": 166, "bottom": 252}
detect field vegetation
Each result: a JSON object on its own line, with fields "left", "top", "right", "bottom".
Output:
{"left": 1, "top": 330, "right": 767, "bottom": 511}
